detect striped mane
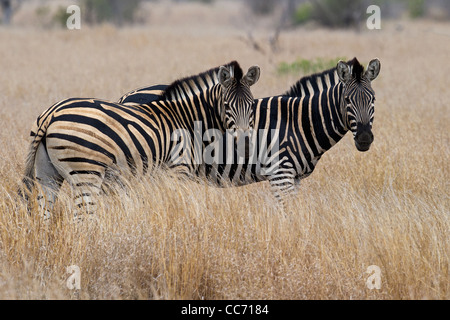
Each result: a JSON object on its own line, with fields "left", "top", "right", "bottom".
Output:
{"left": 284, "top": 58, "right": 362, "bottom": 97}
{"left": 162, "top": 61, "right": 243, "bottom": 100}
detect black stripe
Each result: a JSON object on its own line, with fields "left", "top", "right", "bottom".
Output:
{"left": 69, "top": 170, "right": 102, "bottom": 177}
{"left": 46, "top": 132, "right": 117, "bottom": 164}
{"left": 75, "top": 182, "right": 101, "bottom": 188}
{"left": 59, "top": 157, "right": 108, "bottom": 168}
{"left": 309, "top": 79, "right": 331, "bottom": 150}
{"left": 300, "top": 93, "right": 319, "bottom": 157}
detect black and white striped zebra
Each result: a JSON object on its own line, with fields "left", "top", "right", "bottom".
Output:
{"left": 117, "top": 58, "right": 381, "bottom": 206}
{"left": 22, "top": 61, "right": 261, "bottom": 220}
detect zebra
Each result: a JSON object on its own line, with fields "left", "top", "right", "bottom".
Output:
{"left": 21, "top": 61, "right": 261, "bottom": 220}
{"left": 116, "top": 58, "right": 381, "bottom": 207}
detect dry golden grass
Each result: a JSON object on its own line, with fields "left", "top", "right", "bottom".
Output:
{"left": 0, "top": 2, "right": 448, "bottom": 299}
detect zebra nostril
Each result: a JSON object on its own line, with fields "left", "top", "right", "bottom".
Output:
{"left": 356, "top": 131, "right": 373, "bottom": 144}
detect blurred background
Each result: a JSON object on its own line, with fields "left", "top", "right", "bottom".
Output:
{"left": 2, "top": 0, "right": 449, "bottom": 101}
{"left": 2, "top": 0, "right": 450, "bottom": 29}
{"left": 2, "top": 0, "right": 449, "bottom": 32}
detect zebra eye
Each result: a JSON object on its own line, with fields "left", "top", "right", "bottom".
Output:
{"left": 344, "top": 96, "right": 351, "bottom": 104}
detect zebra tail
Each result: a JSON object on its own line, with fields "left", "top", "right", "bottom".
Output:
{"left": 21, "top": 141, "right": 37, "bottom": 196}
{"left": 19, "top": 116, "right": 50, "bottom": 200}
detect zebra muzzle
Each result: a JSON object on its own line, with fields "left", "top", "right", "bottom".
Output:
{"left": 354, "top": 126, "right": 374, "bottom": 152}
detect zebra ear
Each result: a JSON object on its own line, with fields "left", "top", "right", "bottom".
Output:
{"left": 365, "top": 58, "right": 381, "bottom": 81}
{"left": 243, "top": 65, "right": 260, "bottom": 86}
{"left": 218, "top": 65, "right": 234, "bottom": 88}
{"left": 337, "top": 60, "right": 352, "bottom": 84}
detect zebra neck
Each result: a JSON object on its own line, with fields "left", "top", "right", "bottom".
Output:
{"left": 329, "top": 82, "right": 349, "bottom": 139}
{"left": 297, "top": 79, "right": 348, "bottom": 158}
{"left": 167, "top": 85, "right": 225, "bottom": 133}
{"left": 205, "top": 85, "right": 226, "bottom": 131}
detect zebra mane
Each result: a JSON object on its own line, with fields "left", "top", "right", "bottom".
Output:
{"left": 284, "top": 57, "right": 363, "bottom": 97}
{"left": 350, "top": 57, "right": 364, "bottom": 81}
{"left": 162, "top": 61, "right": 243, "bottom": 100}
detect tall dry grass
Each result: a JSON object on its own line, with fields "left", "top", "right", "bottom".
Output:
{"left": 0, "top": 3, "right": 448, "bottom": 299}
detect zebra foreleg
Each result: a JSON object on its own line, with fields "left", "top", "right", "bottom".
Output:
{"left": 268, "top": 169, "right": 297, "bottom": 214}
{"left": 170, "top": 164, "right": 197, "bottom": 181}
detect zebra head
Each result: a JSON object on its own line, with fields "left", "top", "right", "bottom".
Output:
{"left": 217, "top": 63, "right": 260, "bottom": 140}
{"left": 337, "top": 58, "right": 381, "bottom": 152}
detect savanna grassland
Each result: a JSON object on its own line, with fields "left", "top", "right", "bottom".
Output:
{"left": 0, "top": 1, "right": 448, "bottom": 299}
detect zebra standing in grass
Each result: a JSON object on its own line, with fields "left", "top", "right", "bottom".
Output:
{"left": 227, "top": 57, "right": 381, "bottom": 204}
{"left": 22, "top": 61, "right": 261, "bottom": 220}
{"left": 117, "top": 58, "right": 381, "bottom": 207}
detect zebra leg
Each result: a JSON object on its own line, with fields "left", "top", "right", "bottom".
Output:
{"left": 44, "top": 148, "right": 105, "bottom": 222}
{"left": 268, "top": 167, "right": 297, "bottom": 212}
{"left": 35, "top": 143, "right": 64, "bottom": 221}
{"left": 170, "top": 164, "right": 197, "bottom": 180}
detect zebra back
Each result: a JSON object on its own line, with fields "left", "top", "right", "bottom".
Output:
{"left": 118, "top": 84, "right": 167, "bottom": 105}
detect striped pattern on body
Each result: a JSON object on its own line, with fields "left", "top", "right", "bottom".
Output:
{"left": 116, "top": 58, "right": 381, "bottom": 208}
{"left": 23, "top": 61, "right": 261, "bottom": 220}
